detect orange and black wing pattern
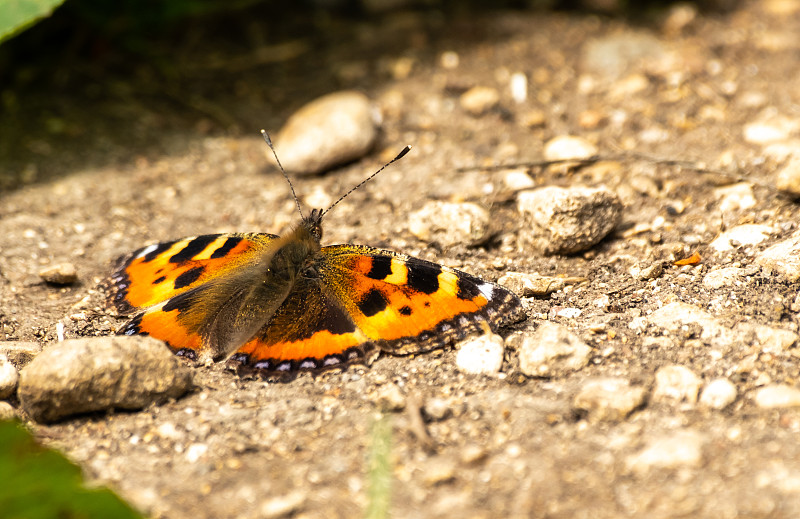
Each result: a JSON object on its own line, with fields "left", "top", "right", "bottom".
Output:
{"left": 227, "top": 244, "right": 525, "bottom": 376}
{"left": 106, "top": 232, "right": 278, "bottom": 357}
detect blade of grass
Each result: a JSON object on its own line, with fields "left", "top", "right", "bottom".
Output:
{"left": 365, "top": 413, "right": 392, "bottom": 519}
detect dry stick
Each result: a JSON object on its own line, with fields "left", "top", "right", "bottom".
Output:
{"left": 455, "top": 152, "right": 779, "bottom": 191}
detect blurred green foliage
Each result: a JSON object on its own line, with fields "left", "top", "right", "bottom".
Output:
{"left": 0, "top": 420, "right": 143, "bottom": 519}
{"left": 0, "top": 0, "right": 66, "bottom": 43}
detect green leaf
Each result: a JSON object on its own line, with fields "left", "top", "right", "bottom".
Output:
{"left": 0, "top": 420, "right": 144, "bottom": 519}
{"left": 0, "top": 0, "right": 67, "bottom": 44}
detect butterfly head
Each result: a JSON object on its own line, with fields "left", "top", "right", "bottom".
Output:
{"left": 260, "top": 128, "right": 411, "bottom": 223}
{"left": 303, "top": 208, "right": 324, "bottom": 241}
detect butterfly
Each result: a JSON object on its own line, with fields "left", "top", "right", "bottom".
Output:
{"left": 106, "top": 131, "right": 525, "bottom": 378}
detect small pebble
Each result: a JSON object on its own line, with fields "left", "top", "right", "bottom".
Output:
{"left": 455, "top": 333, "right": 505, "bottom": 375}
{"left": 543, "top": 135, "right": 598, "bottom": 161}
{"left": 629, "top": 262, "right": 663, "bottom": 281}
{"left": 185, "top": 443, "right": 208, "bottom": 463}
{"left": 39, "top": 263, "right": 78, "bottom": 285}
{"left": 275, "top": 90, "right": 379, "bottom": 176}
{"left": 756, "top": 230, "right": 800, "bottom": 282}
{"left": 0, "top": 401, "right": 16, "bottom": 420}
{"left": 509, "top": 72, "right": 528, "bottom": 104}
{"left": 753, "top": 384, "right": 800, "bottom": 409}
{"left": 373, "top": 383, "right": 406, "bottom": 412}
{"left": 653, "top": 365, "right": 702, "bottom": 404}
{"left": 0, "top": 354, "right": 19, "bottom": 400}
{"left": 460, "top": 86, "right": 500, "bottom": 116}
{"left": 517, "top": 186, "right": 622, "bottom": 255}
{"left": 518, "top": 322, "right": 591, "bottom": 377}
{"left": 259, "top": 490, "right": 306, "bottom": 519}
{"left": 714, "top": 183, "right": 756, "bottom": 213}
{"left": 422, "top": 456, "right": 457, "bottom": 486}
{"left": 496, "top": 272, "right": 569, "bottom": 297}
{"left": 743, "top": 115, "right": 796, "bottom": 144}
{"left": 423, "top": 397, "right": 452, "bottom": 421}
{"left": 408, "top": 201, "right": 490, "bottom": 246}
{"left": 699, "top": 378, "right": 738, "bottom": 410}
{"left": 625, "top": 430, "right": 704, "bottom": 474}
{"left": 18, "top": 336, "right": 193, "bottom": 423}
{"left": 460, "top": 444, "right": 488, "bottom": 465}
{"left": 709, "top": 224, "right": 775, "bottom": 252}
{"left": 776, "top": 156, "right": 800, "bottom": 196}
{"left": 702, "top": 267, "right": 744, "bottom": 289}
{"left": 502, "top": 168, "right": 535, "bottom": 191}
{"left": 572, "top": 377, "right": 647, "bottom": 421}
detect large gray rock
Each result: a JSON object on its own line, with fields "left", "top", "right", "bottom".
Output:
{"left": 18, "top": 336, "right": 193, "bottom": 423}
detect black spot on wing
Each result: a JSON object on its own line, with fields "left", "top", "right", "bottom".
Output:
{"left": 366, "top": 255, "right": 392, "bottom": 280}
{"left": 456, "top": 274, "right": 482, "bottom": 300}
{"left": 318, "top": 302, "right": 358, "bottom": 335}
{"left": 407, "top": 263, "right": 441, "bottom": 294}
{"left": 162, "top": 290, "right": 196, "bottom": 313}
{"left": 358, "top": 288, "right": 389, "bottom": 317}
{"left": 210, "top": 236, "right": 243, "bottom": 259}
{"left": 399, "top": 305, "right": 412, "bottom": 316}
{"left": 118, "top": 313, "right": 144, "bottom": 336}
{"left": 174, "top": 265, "right": 205, "bottom": 289}
{"left": 142, "top": 242, "right": 173, "bottom": 263}
{"left": 169, "top": 235, "right": 218, "bottom": 263}
{"left": 153, "top": 276, "right": 166, "bottom": 284}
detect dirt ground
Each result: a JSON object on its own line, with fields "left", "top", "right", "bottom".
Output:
{"left": 4, "top": 1, "right": 800, "bottom": 517}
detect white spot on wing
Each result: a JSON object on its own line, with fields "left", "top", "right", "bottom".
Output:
{"left": 137, "top": 244, "right": 159, "bottom": 258}
{"left": 478, "top": 282, "right": 495, "bottom": 300}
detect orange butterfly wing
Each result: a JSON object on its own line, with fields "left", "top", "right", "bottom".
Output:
{"left": 229, "top": 245, "right": 524, "bottom": 375}
{"left": 107, "top": 233, "right": 279, "bottom": 357}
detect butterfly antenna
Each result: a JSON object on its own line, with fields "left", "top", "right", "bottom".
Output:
{"left": 321, "top": 145, "right": 412, "bottom": 218}
{"left": 261, "top": 129, "right": 303, "bottom": 218}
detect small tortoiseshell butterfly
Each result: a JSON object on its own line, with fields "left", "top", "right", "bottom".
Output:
{"left": 106, "top": 131, "right": 524, "bottom": 378}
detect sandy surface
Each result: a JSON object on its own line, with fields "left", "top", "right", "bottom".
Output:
{"left": 3, "top": 2, "right": 800, "bottom": 517}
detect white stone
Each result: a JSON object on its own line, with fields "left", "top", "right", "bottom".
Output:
{"left": 714, "top": 182, "right": 756, "bottom": 213}
{"left": 699, "top": 378, "right": 738, "bottom": 410}
{"left": 518, "top": 322, "right": 591, "bottom": 377}
{"left": 702, "top": 267, "right": 744, "bottom": 289}
{"left": 456, "top": 333, "right": 505, "bottom": 375}
{"left": 572, "top": 377, "right": 647, "bottom": 421}
{"left": 185, "top": 443, "right": 208, "bottom": 463}
{"left": 275, "top": 90, "right": 379, "bottom": 176}
{"left": 753, "top": 384, "right": 800, "bottom": 408}
{"left": 408, "top": 201, "right": 490, "bottom": 246}
{"left": 756, "top": 230, "right": 800, "bottom": 282}
{"left": 543, "top": 135, "right": 598, "bottom": 161}
{"left": 0, "top": 353, "right": 19, "bottom": 400}
{"left": 653, "top": 365, "right": 702, "bottom": 404}
{"left": 709, "top": 224, "right": 775, "bottom": 252}
{"left": 625, "top": 430, "right": 704, "bottom": 473}
{"left": 509, "top": 72, "right": 528, "bottom": 104}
